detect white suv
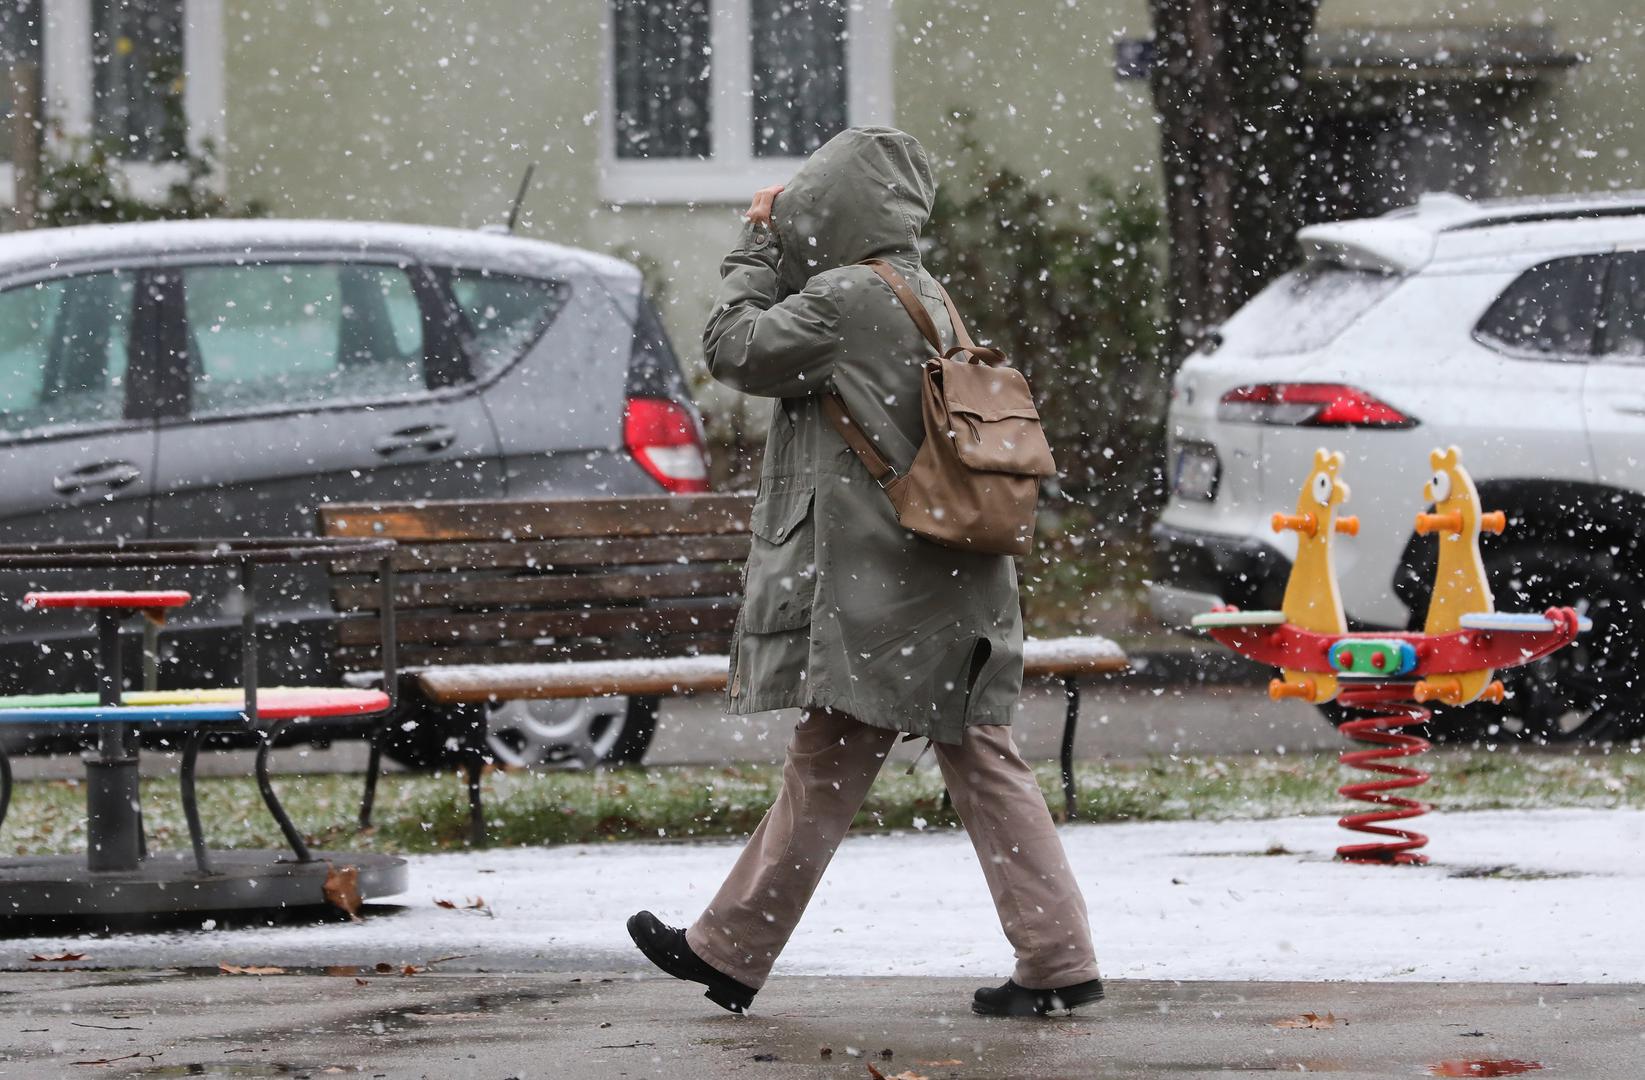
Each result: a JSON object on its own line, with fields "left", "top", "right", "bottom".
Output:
{"left": 1150, "top": 192, "right": 1644, "bottom": 743}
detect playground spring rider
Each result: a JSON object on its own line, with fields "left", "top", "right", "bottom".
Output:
{"left": 1192, "top": 447, "right": 1590, "bottom": 864}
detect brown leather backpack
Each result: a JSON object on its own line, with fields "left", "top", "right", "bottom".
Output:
{"left": 823, "top": 260, "right": 1056, "bottom": 557}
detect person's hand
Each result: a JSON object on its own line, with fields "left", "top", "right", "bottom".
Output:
{"left": 745, "top": 184, "right": 784, "bottom": 227}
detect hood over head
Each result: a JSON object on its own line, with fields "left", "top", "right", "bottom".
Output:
{"left": 772, "top": 127, "right": 935, "bottom": 293}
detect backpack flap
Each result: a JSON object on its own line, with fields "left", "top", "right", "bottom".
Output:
{"left": 936, "top": 357, "right": 1057, "bottom": 477}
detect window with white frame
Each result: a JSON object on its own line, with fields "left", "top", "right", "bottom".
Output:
{"left": 602, "top": 0, "right": 893, "bottom": 204}
{"left": 0, "top": 0, "right": 222, "bottom": 203}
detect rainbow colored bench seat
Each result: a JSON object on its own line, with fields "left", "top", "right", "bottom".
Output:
{"left": 0, "top": 686, "right": 390, "bottom": 724}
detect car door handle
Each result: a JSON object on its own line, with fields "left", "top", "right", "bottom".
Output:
{"left": 54, "top": 461, "right": 143, "bottom": 497}
{"left": 374, "top": 424, "right": 457, "bottom": 457}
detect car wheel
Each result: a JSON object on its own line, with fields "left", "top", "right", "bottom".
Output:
{"left": 485, "top": 695, "right": 659, "bottom": 769}
{"left": 1479, "top": 544, "right": 1642, "bottom": 744}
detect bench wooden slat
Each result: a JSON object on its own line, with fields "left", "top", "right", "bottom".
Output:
{"left": 320, "top": 494, "right": 754, "bottom": 543}
{"left": 335, "top": 633, "right": 735, "bottom": 671}
{"left": 335, "top": 604, "right": 741, "bottom": 646}
{"left": 330, "top": 534, "right": 753, "bottom": 574}
{"left": 331, "top": 567, "right": 744, "bottom": 612}
{"left": 414, "top": 638, "right": 1130, "bottom": 704}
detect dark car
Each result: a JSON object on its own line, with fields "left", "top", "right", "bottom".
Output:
{"left": 0, "top": 219, "right": 707, "bottom": 767}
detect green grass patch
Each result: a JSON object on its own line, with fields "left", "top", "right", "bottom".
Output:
{"left": 6, "top": 747, "right": 1642, "bottom": 857}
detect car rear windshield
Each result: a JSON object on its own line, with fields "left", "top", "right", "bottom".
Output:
{"left": 1223, "top": 261, "right": 1403, "bottom": 356}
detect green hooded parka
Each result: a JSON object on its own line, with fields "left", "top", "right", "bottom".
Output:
{"left": 704, "top": 126, "right": 1024, "bottom": 744}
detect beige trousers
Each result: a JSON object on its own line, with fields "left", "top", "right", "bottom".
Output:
{"left": 686, "top": 708, "right": 1101, "bottom": 990}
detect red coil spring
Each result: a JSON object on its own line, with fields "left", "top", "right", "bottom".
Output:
{"left": 1335, "top": 684, "right": 1433, "bottom": 865}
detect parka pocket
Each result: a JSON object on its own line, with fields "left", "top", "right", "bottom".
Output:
{"left": 742, "top": 478, "right": 817, "bottom": 633}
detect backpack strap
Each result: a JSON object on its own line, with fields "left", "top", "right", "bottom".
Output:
{"left": 934, "top": 281, "right": 978, "bottom": 351}
{"left": 822, "top": 391, "right": 898, "bottom": 487}
{"left": 863, "top": 259, "right": 945, "bottom": 352}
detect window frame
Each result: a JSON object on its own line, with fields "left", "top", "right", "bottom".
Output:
{"left": 1597, "top": 249, "right": 1645, "bottom": 366}
{"left": 1471, "top": 254, "right": 1612, "bottom": 364}
{"left": 0, "top": 0, "right": 225, "bottom": 207}
{"left": 151, "top": 256, "right": 466, "bottom": 426}
{"left": 431, "top": 265, "right": 574, "bottom": 391}
{"left": 0, "top": 262, "right": 158, "bottom": 447}
{"left": 598, "top": 0, "right": 894, "bottom": 205}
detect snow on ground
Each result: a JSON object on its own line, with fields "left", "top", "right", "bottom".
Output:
{"left": 9, "top": 808, "right": 1643, "bottom": 983}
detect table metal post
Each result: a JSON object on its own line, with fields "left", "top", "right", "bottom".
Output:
{"left": 86, "top": 610, "right": 142, "bottom": 872}
{"left": 1060, "top": 675, "right": 1081, "bottom": 822}
{"left": 241, "top": 560, "right": 258, "bottom": 723}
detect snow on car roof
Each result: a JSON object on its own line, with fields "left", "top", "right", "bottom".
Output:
{"left": 1299, "top": 191, "right": 1645, "bottom": 274}
{"left": 0, "top": 218, "right": 641, "bottom": 282}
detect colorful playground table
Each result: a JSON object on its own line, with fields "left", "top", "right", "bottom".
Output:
{"left": 0, "top": 538, "right": 403, "bottom": 921}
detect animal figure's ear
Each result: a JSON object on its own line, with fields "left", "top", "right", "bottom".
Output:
{"left": 1313, "top": 448, "right": 1335, "bottom": 471}
{"left": 1326, "top": 450, "right": 1345, "bottom": 473}
{"left": 1430, "top": 445, "right": 1460, "bottom": 470}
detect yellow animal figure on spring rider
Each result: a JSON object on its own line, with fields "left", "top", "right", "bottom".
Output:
{"left": 1413, "top": 446, "right": 1507, "bottom": 706}
{"left": 1269, "top": 449, "right": 1359, "bottom": 704}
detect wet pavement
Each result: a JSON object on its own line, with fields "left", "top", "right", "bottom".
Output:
{"left": 0, "top": 970, "right": 1636, "bottom": 1078}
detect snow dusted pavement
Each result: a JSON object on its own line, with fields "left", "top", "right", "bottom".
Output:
{"left": 6, "top": 809, "right": 1642, "bottom": 984}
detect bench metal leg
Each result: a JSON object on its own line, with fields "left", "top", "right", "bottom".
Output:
{"left": 461, "top": 702, "right": 489, "bottom": 847}
{"left": 180, "top": 727, "right": 213, "bottom": 875}
{"left": 465, "top": 757, "right": 486, "bottom": 847}
{"left": 359, "top": 719, "right": 386, "bottom": 830}
{"left": 255, "top": 729, "right": 314, "bottom": 863}
{"left": 1060, "top": 675, "right": 1081, "bottom": 822}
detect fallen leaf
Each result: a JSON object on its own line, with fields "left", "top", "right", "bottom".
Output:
{"left": 1273, "top": 1012, "right": 1338, "bottom": 1029}
{"left": 866, "top": 1067, "right": 929, "bottom": 1080}
{"left": 218, "top": 964, "right": 285, "bottom": 976}
{"left": 28, "top": 952, "right": 86, "bottom": 963}
{"left": 373, "top": 963, "right": 395, "bottom": 974}
{"left": 354, "top": 978, "right": 368, "bottom": 987}
{"left": 324, "top": 965, "right": 358, "bottom": 977}
{"left": 323, "top": 863, "right": 363, "bottom": 922}
{"left": 400, "top": 964, "right": 423, "bottom": 977}
{"left": 820, "top": 1047, "right": 832, "bottom": 1059}
{"left": 434, "top": 899, "right": 458, "bottom": 910}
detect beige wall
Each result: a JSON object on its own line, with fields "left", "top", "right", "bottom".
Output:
{"left": 221, "top": 0, "right": 1645, "bottom": 419}
{"left": 1317, "top": 0, "right": 1645, "bottom": 195}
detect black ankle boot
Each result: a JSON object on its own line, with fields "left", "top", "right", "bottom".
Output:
{"left": 627, "top": 910, "right": 758, "bottom": 1014}
{"left": 972, "top": 977, "right": 1105, "bottom": 1017}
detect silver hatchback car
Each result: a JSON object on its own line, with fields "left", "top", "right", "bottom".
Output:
{"left": 0, "top": 219, "right": 707, "bottom": 767}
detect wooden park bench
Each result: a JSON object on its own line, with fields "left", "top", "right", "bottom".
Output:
{"left": 320, "top": 495, "right": 1128, "bottom": 844}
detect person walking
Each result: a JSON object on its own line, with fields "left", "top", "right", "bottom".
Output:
{"left": 627, "top": 126, "right": 1103, "bottom": 1018}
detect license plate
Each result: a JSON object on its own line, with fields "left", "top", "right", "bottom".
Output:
{"left": 1173, "top": 443, "right": 1220, "bottom": 501}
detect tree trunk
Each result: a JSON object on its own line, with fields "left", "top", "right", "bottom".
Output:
{"left": 1149, "top": 0, "right": 1321, "bottom": 354}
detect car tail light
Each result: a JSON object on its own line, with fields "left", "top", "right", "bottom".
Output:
{"left": 624, "top": 397, "right": 710, "bottom": 493}
{"left": 1217, "top": 383, "right": 1417, "bottom": 428}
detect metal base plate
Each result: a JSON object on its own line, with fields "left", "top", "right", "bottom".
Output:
{"left": 0, "top": 850, "right": 407, "bottom": 920}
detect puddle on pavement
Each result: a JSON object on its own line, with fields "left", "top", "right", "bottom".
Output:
{"left": 1428, "top": 1060, "right": 1546, "bottom": 1077}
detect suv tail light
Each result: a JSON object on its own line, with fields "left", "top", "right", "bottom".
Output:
{"left": 624, "top": 296, "right": 710, "bottom": 493}
{"left": 625, "top": 397, "right": 709, "bottom": 493}
{"left": 1217, "top": 383, "right": 1417, "bottom": 428}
